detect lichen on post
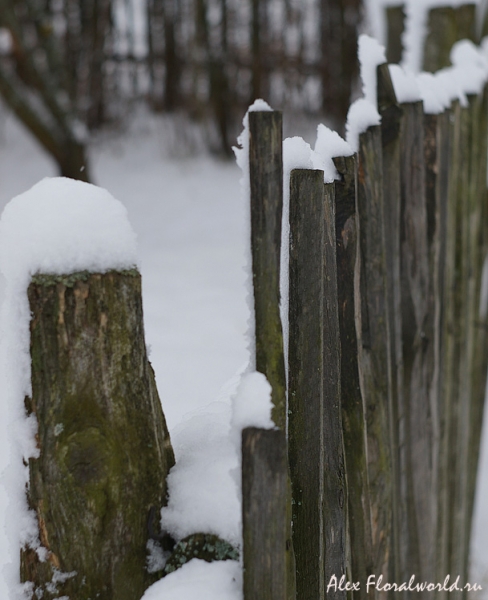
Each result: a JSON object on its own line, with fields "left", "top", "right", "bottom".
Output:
{"left": 22, "top": 269, "right": 175, "bottom": 600}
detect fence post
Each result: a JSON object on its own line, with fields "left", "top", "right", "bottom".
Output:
{"left": 288, "top": 170, "right": 346, "bottom": 600}
{"left": 398, "top": 99, "right": 435, "bottom": 583}
{"left": 423, "top": 106, "right": 451, "bottom": 594}
{"left": 333, "top": 155, "right": 374, "bottom": 598}
{"left": 448, "top": 89, "right": 488, "bottom": 592}
{"left": 248, "top": 110, "right": 287, "bottom": 431}
{"left": 356, "top": 124, "right": 394, "bottom": 589}
{"left": 242, "top": 427, "right": 288, "bottom": 600}
{"left": 248, "top": 110, "right": 296, "bottom": 600}
{"left": 442, "top": 99, "right": 471, "bottom": 597}
{"left": 466, "top": 85, "right": 488, "bottom": 558}
{"left": 377, "top": 63, "right": 404, "bottom": 584}
{"left": 22, "top": 270, "right": 175, "bottom": 599}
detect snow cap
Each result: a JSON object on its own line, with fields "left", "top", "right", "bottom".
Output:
{"left": 0, "top": 177, "right": 138, "bottom": 286}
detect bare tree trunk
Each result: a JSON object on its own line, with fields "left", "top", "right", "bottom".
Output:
{"left": 59, "top": 139, "right": 91, "bottom": 182}
{"left": 250, "top": 0, "right": 268, "bottom": 103}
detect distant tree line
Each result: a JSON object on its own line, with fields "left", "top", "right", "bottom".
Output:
{"left": 0, "top": 0, "right": 362, "bottom": 180}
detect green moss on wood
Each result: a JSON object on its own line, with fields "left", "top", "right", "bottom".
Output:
{"left": 161, "top": 534, "right": 238, "bottom": 576}
{"left": 248, "top": 111, "right": 287, "bottom": 431}
{"left": 22, "top": 270, "right": 175, "bottom": 600}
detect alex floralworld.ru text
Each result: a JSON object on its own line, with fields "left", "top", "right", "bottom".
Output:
{"left": 327, "top": 574, "right": 483, "bottom": 593}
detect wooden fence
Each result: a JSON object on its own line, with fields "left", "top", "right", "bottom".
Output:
{"left": 242, "top": 52, "right": 488, "bottom": 600}
{"left": 15, "top": 6, "right": 488, "bottom": 598}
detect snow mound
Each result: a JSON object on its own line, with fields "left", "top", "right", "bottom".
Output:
{"left": 359, "top": 34, "right": 387, "bottom": 106}
{"left": 345, "top": 35, "right": 384, "bottom": 151}
{"left": 160, "top": 402, "right": 241, "bottom": 545}
{"left": 231, "top": 371, "right": 274, "bottom": 433}
{"left": 389, "top": 64, "right": 422, "bottom": 103}
{"left": 141, "top": 558, "right": 242, "bottom": 600}
{"left": 346, "top": 99, "right": 381, "bottom": 152}
{"left": 0, "top": 176, "right": 138, "bottom": 286}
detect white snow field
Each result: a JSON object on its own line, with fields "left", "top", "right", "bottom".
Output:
{"left": 0, "top": 96, "right": 487, "bottom": 598}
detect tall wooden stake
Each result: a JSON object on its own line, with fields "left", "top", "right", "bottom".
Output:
{"left": 288, "top": 170, "right": 346, "bottom": 600}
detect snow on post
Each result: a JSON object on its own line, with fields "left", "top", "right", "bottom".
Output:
{"left": 234, "top": 101, "right": 296, "bottom": 600}
{"left": 346, "top": 35, "right": 385, "bottom": 152}
{"left": 0, "top": 177, "right": 175, "bottom": 600}
{"left": 233, "top": 100, "right": 287, "bottom": 431}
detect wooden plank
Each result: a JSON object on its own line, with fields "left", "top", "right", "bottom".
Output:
{"left": 242, "top": 427, "right": 288, "bottom": 600}
{"left": 288, "top": 170, "right": 346, "bottom": 600}
{"left": 399, "top": 100, "right": 433, "bottom": 582}
{"left": 454, "top": 88, "right": 488, "bottom": 585}
{"left": 443, "top": 100, "right": 470, "bottom": 597}
{"left": 356, "top": 125, "right": 393, "bottom": 587}
{"left": 377, "top": 63, "right": 403, "bottom": 584}
{"left": 466, "top": 86, "right": 488, "bottom": 546}
{"left": 249, "top": 110, "right": 287, "bottom": 430}
{"left": 333, "top": 155, "right": 373, "bottom": 598}
{"left": 437, "top": 99, "right": 463, "bottom": 593}
{"left": 455, "top": 95, "right": 478, "bottom": 588}
{"left": 423, "top": 108, "right": 452, "bottom": 596}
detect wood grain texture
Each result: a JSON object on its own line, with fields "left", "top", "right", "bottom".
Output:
{"left": 333, "top": 155, "right": 374, "bottom": 598}
{"left": 443, "top": 101, "right": 470, "bottom": 598}
{"left": 248, "top": 110, "right": 296, "bottom": 600}
{"left": 423, "top": 109, "right": 452, "bottom": 596}
{"left": 242, "top": 427, "right": 288, "bottom": 600}
{"left": 453, "top": 89, "right": 488, "bottom": 590}
{"left": 399, "top": 101, "right": 433, "bottom": 584}
{"left": 249, "top": 110, "right": 287, "bottom": 430}
{"left": 357, "top": 125, "right": 393, "bottom": 592}
{"left": 377, "top": 63, "right": 403, "bottom": 585}
{"left": 466, "top": 86, "right": 488, "bottom": 558}
{"left": 288, "top": 170, "right": 346, "bottom": 600}
{"left": 23, "top": 270, "right": 175, "bottom": 600}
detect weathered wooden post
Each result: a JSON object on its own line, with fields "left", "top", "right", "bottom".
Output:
{"left": 287, "top": 170, "right": 346, "bottom": 600}
{"left": 356, "top": 124, "right": 394, "bottom": 589}
{"left": 22, "top": 270, "right": 175, "bottom": 600}
{"left": 397, "top": 98, "right": 435, "bottom": 585}
{"left": 441, "top": 98, "right": 471, "bottom": 597}
{"left": 423, "top": 104, "right": 451, "bottom": 595}
{"left": 466, "top": 86, "right": 488, "bottom": 557}
{"left": 247, "top": 110, "right": 295, "bottom": 599}
{"left": 242, "top": 427, "right": 288, "bottom": 600}
{"left": 248, "top": 110, "right": 287, "bottom": 431}
{"left": 448, "top": 87, "right": 488, "bottom": 594}
{"left": 333, "top": 154, "right": 374, "bottom": 598}
{"left": 377, "top": 63, "right": 404, "bottom": 585}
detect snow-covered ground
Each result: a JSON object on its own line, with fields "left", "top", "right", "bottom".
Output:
{"left": 0, "top": 104, "right": 487, "bottom": 597}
